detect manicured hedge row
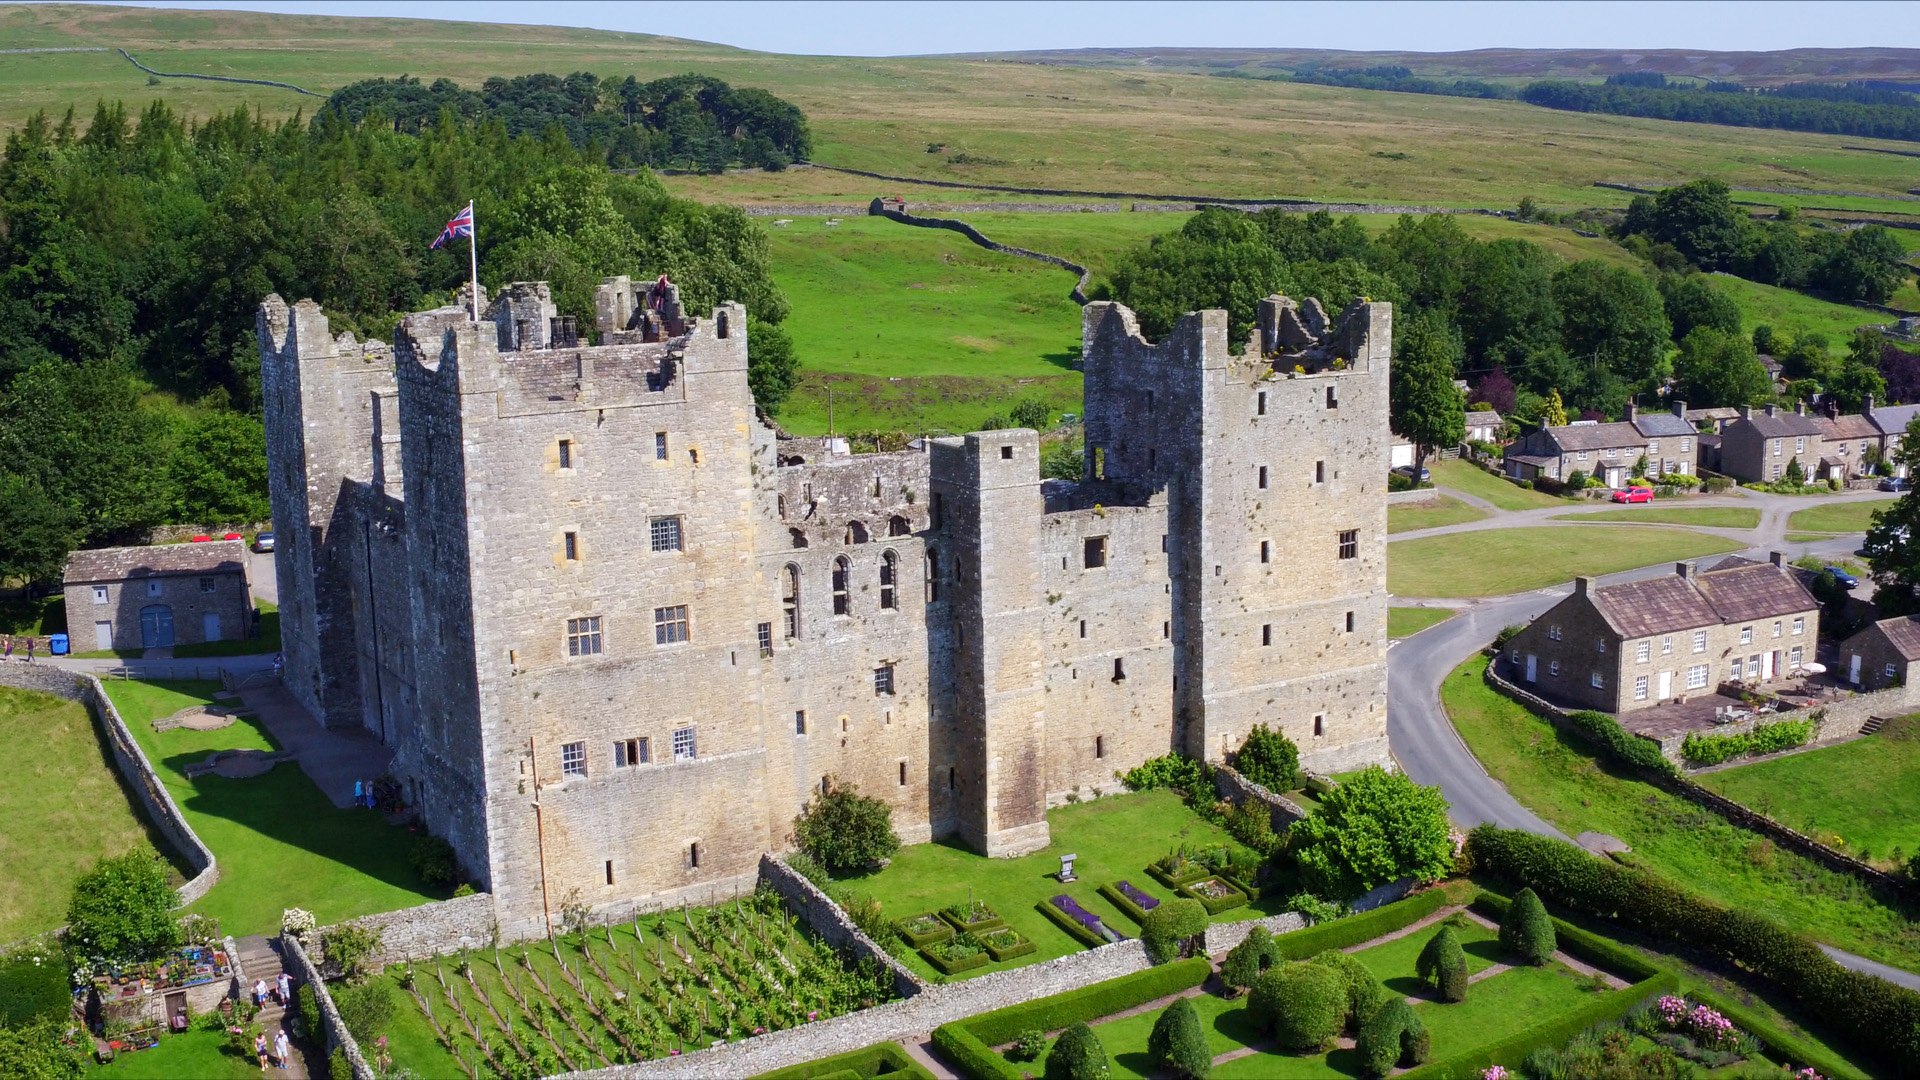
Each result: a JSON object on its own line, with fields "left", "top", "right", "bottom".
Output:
{"left": 1400, "top": 972, "right": 1677, "bottom": 1079}
{"left": 1175, "top": 876, "right": 1249, "bottom": 915}
{"left": 1469, "top": 891, "right": 1661, "bottom": 983}
{"left": 1270, "top": 887, "right": 1451, "bottom": 961}
{"left": 921, "top": 944, "right": 991, "bottom": 975}
{"left": 755, "top": 1041, "right": 933, "bottom": 1079}
{"left": 1097, "top": 881, "right": 1155, "bottom": 924}
{"left": 1468, "top": 824, "right": 1920, "bottom": 1067}
{"left": 1685, "top": 986, "right": 1866, "bottom": 1080}
{"left": 1034, "top": 898, "right": 1113, "bottom": 949}
{"left": 932, "top": 958, "right": 1213, "bottom": 1080}
{"left": 1564, "top": 709, "right": 1676, "bottom": 775}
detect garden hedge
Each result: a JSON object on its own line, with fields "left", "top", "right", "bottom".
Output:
{"left": 895, "top": 913, "right": 955, "bottom": 948}
{"left": 1097, "top": 881, "right": 1158, "bottom": 924}
{"left": 1146, "top": 863, "right": 1211, "bottom": 890}
{"left": 921, "top": 942, "right": 991, "bottom": 975}
{"left": 755, "top": 1042, "right": 933, "bottom": 1079}
{"left": 1469, "top": 892, "right": 1660, "bottom": 982}
{"left": 1684, "top": 985, "right": 1866, "bottom": 1080}
{"left": 979, "top": 929, "right": 1036, "bottom": 963}
{"left": 1034, "top": 898, "right": 1114, "bottom": 950}
{"left": 1271, "top": 887, "right": 1451, "bottom": 960}
{"left": 1174, "top": 876, "right": 1249, "bottom": 915}
{"left": 1400, "top": 972, "right": 1677, "bottom": 1079}
{"left": 1468, "top": 824, "right": 1920, "bottom": 1067}
{"left": 1563, "top": 709, "right": 1677, "bottom": 775}
{"left": 931, "top": 957, "right": 1214, "bottom": 1078}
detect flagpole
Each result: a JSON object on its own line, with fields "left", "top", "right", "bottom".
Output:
{"left": 467, "top": 201, "right": 480, "bottom": 323}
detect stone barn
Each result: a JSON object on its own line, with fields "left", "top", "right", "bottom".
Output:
{"left": 63, "top": 541, "right": 254, "bottom": 652}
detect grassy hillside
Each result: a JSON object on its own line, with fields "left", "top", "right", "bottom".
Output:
{"left": 9, "top": 4, "right": 1920, "bottom": 212}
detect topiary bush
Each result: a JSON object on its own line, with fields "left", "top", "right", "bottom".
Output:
{"left": 1309, "top": 949, "right": 1391, "bottom": 1033}
{"left": 1147, "top": 997, "right": 1210, "bottom": 1079}
{"left": 1234, "top": 724, "right": 1301, "bottom": 793}
{"left": 1248, "top": 961, "right": 1348, "bottom": 1052}
{"left": 1220, "top": 926, "right": 1281, "bottom": 994}
{"left": 792, "top": 779, "right": 901, "bottom": 874}
{"left": 1356, "top": 997, "right": 1428, "bottom": 1078}
{"left": 1044, "top": 1021, "right": 1110, "bottom": 1080}
{"left": 1415, "top": 925, "right": 1469, "bottom": 1002}
{"left": 1501, "top": 887, "right": 1557, "bottom": 965}
{"left": 1141, "top": 898, "right": 1208, "bottom": 965}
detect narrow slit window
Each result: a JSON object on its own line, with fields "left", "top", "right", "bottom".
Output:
{"left": 1313, "top": 714, "right": 1325, "bottom": 737}
{"left": 1262, "top": 624, "right": 1272, "bottom": 646}
{"left": 795, "top": 710, "right": 807, "bottom": 735}
{"left": 1345, "top": 611, "right": 1355, "bottom": 633}
{"left": 605, "top": 860, "right": 615, "bottom": 886}
{"left": 688, "top": 842, "right": 700, "bottom": 869}
{"left": 1256, "top": 391, "right": 1267, "bottom": 415}
{"left": 1112, "top": 658, "right": 1126, "bottom": 683}
{"left": 1316, "top": 460, "right": 1326, "bottom": 483}
{"left": 654, "top": 432, "right": 668, "bottom": 460}
{"left": 563, "top": 531, "right": 578, "bottom": 561}
{"left": 1326, "top": 386, "right": 1338, "bottom": 409}
{"left": 832, "top": 556, "right": 851, "bottom": 615}
{"left": 1260, "top": 540, "right": 1271, "bottom": 563}
{"left": 880, "top": 550, "right": 898, "bottom": 609}
{"left": 558, "top": 439, "right": 573, "bottom": 469}
{"left": 898, "top": 761, "right": 908, "bottom": 786}
{"left": 783, "top": 564, "right": 801, "bottom": 639}
{"left": 1095, "top": 735, "right": 1106, "bottom": 759}
{"left": 1257, "top": 465, "right": 1268, "bottom": 489}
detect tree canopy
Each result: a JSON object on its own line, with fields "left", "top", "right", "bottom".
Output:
{"left": 1285, "top": 766, "right": 1453, "bottom": 899}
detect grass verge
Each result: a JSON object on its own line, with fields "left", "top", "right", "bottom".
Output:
{"left": 1429, "top": 460, "right": 1564, "bottom": 512}
{"left": 1785, "top": 498, "right": 1895, "bottom": 534}
{"left": 1388, "top": 607, "right": 1455, "bottom": 638}
{"left": 1555, "top": 506, "right": 1760, "bottom": 528}
{"left": 1388, "top": 495, "right": 1487, "bottom": 534}
{"left": 1387, "top": 527, "right": 1743, "bottom": 597}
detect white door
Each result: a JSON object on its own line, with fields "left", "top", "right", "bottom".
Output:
{"left": 202, "top": 612, "right": 221, "bottom": 642}
{"left": 1849, "top": 653, "right": 1862, "bottom": 684}
{"left": 1525, "top": 654, "right": 1538, "bottom": 683}
{"left": 94, "top": 621, "right": 113, "bottom": 650}
{"left": 1762, "top": 652, "right": 1775, "bottom": 681}
{"left": 1657, "top": 671, "right": 1672, "bottom": 700}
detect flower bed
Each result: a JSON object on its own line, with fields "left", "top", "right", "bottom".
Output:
{"left": 1145, "top": 846, "right": 1212, "bottom": 889}
{"left": 894, "top": 911, "right": 954, "bottom": 947}
{"left": 939, "top": 899, "right": 1004, "bottom": 934}
{"left": 978, "top": 926, "right": 1036, "bottom": 963}
{"left": 1175, "top": 875, "right": 1248, "bottom": 914}
{"left": 1096, "top": 879, "right": 1160, "bottom": 924}
{"left": 1037, "top": 894, "right": 1123, "bottom": 948}
{"left": 921, "top": 932, "right": 991, "bottom": 976}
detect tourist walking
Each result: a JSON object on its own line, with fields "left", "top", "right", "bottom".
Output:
{"left": 22, "top": 636, "right": 33, "bottom": 663}
{"left": 254, "top": 1030, "right": 269, "bottom": 1072}
{"left": 253, "top": 977, "right": 267, "bottom": 1008}
{"left": 2, "top": 634, "right": 12, "bottom": 661}
{"left": 276, "top": 970, "right": 291, "bottom": 1006}
{"left": 273, "top": 1028, "right": 290, "bottom": 1070}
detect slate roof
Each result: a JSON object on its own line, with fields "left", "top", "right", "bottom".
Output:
{"left": 1814, "top": 413, "right": 1878, "bottom": 441}
{"left": 1464, "top": 410, "right": 1502, "bottom": 429}
{"left": 1732, "top": 409, "right": 1823, "bottom": 438}
{"left": 1506, "top": 453, "right": 1556, "bottom": 467}
{"left": 1868, "top": 615, "right": 1920, "bottom": 661}
{"left": 1869, "top": 403, "right": 1920, "bottom": 437}
{"left": 64, "top": 540, "right": 248, "bottom": 585}
{"left": 1586, "top": 561, "right": 1815, "bottom": 639}
{"left": 1546, "top": 422, "right": 1645, "bottom": 452}
{"left": 1632, "top": 412, "right": 1696, "bottom": 438}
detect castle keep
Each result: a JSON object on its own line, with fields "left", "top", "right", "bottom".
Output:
{"left": 258, "top": 277, "right": 1392, "bottom": 937}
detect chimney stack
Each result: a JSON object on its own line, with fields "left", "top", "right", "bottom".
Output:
{"left": 1740, "top": 406, "right": 1754, "bottom": 419}
{"left": 1672, "top": 399, "right": 1688, "bottom": 418}
{"left": 1574, "top": 576, "right": 1592, "bottom": 596}
{"left": 1625, "top": 400, "right": 1638, "bottom": 421}
{"left": 1676, "top": 561, "right": 1692, "bottom": 579}
{"left": 1865, "top": 394, "right": 1877, "bottom": 413}
{"left": 1766, "top": 404, "right": 1779, "bottom": 418}
{"left": 1769, "top": 551, "right": 1785, "bottom": 567}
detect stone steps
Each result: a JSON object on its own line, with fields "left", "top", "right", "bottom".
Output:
{"left": 235, "top": 935, "right": 309, "bottom": 1079}
{"left": 1861, "top": 715, "right": 1887, "bottom": 735}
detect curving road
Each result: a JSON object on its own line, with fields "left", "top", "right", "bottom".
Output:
{"left": 1387, "top": 486, "right": 1920, "bottom": 990}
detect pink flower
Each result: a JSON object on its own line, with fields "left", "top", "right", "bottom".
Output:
{"left": 1481, "top": 1067, "right": 1511, "bottom": 1080}
{"left": 670, "top": 1049, "right": 681, "bottom": 1056}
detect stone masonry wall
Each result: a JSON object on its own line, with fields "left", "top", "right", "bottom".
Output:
{"left": 282, "top": 932, "right": 375, "bottom": 1080}
{"left": 1212, "top": 762, "right": 1311, "bottom": 830}
{"left": 0, "top": 666, "right": 218, "bottom": 906}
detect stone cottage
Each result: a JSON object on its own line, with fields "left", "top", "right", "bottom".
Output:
{"left": 62, "top": 541, "right": 254, "bottom": 652}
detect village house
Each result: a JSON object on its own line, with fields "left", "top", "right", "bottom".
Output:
{"left": 1685, "top": 406, "right": 1741, "bottom": 434}
{"left": 1501, "top": 401, "right": 1697, "bottom": 487}
{"left": 1501, "top": 553, "right": 1819, "bottom": 714}
{"left": 63, "top": 540, "right": 254, "bottom": 652}
{"left": 1464, "top": 409, "right": 1503, "bottom": 444}
{"left": 1811, "top": 399, "right": 1880, "bottom": 480}
{"left": 1841, "top": 615, "right": 1920, "bottom": 690}
{"left": 1868, "top": 401, "right": 1920, "bottom": 478}
{"left": 1717, "top": 403, "right": 1826, "bottom": 483}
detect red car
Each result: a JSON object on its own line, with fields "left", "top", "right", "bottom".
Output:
{"left": 1610, "top": 487, "right": 1654, "bottom": 504}
{"left": 189, "top": 534, "right": 212, "bottom": 542}
{"left": 222, "top": 532, "right": 244, "bottom": 541}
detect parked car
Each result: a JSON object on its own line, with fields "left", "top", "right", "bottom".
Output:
{"left": 222, "top": 531, "right": 243, "bottom": 541}
{"left": 1880, "top": 477, "right": 1910, "bottom": 493}
{"left": 189, "top": 534, "right": 211, "bottom": 542}
{"left": 1825, "top": 565, "right": 1860, "bottom": 589}
{"left": 1392, "top": 465, "right": 1431, "bottom": 482}
{"left": 253, "top": 531, "right": 276, "bottom": 553}
{"left": 1610, "top": 487, "right": 1654, "bottom": 504}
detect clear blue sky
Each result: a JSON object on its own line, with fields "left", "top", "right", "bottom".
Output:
{"left": 81, "top": 0, "right": 1920, "bottom": 55}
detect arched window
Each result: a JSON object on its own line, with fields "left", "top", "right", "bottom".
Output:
{"left": 880, "top": 550, "right": 898, "bottom": 609}
{"left": 782, "top": 564, "right": 801, "bottom": 640}
{"left": 925, "top": 547, "right": 941, "bottom": 603}
{"left": 888, "top": 514, "right": 910, "bottom": 537}
{"left": 846, "top": 521, "right": 870, "bottom": 545}
{"left": 832, "top": 556, "right": 851, "bottom": 616}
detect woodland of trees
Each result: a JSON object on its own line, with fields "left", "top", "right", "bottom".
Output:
{"left": 319, "top": 72, "right": 812, "bottom": 171}
{"left": 0, "top": 100, "right": 798, "bottom": 585}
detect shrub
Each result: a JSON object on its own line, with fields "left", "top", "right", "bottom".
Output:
{"left": 1141, "top": 898, "right": 1208, "bottom": 964}
{"left": 1415, "top": 925, "right": 1469, "bottom": 1002}
{"left": 1147, "top": 998, "right": 1210, "bottom": 1079}
{"left": 64, "top": 850, "right": 179, "bottom": 964}
{"left": 1286, "top": 892, "right": 1346, "bottom": 925}
{"left": 1119, "top": 754, "right": 1212, "bottom": 794}
{"left": 296, "top": 983, "right": 323, "bottom": 1042}
{"left": 1286, "top": 767, "right": 1453, "bottom": 898}
{"left": 1680, "top": 717, "right": 1814, "bottom": 766}
{"left": 1044, "top": 1022, "right": 1109, "bottom": 1080}
{"left": 1249, "top": 962, "right": 1347, "bottom": 1052}
{"left": 328, "top": 1048, "right": 351, "bottom": 1080}
{"left": 1222, "top": 799, "right": 1280, "bottom": 854}
{"left": 1702, "top": 475, "right": 1731, "bottom": 493}
{"left": 1234, "top": 724, "right": 1301, "bottom": 793}
{"left": 1566, "top": 469, "right": 1588, "bottom": 489}
{"left": 408, "top": 834, "right": 458, "bottom": 888}
{"left": 1563, "top": 710, "right": 1676, "bottom": 775}
{"left": 280, "top": 907, "right": 316, "bottom": 938}
{"left": 1220, "top": 926, "right": 1280, "bottom": 992}
{"left": 1310, "top": 949, "right": 1391, "bottom": 1033}
{"left": 1357, "top": 998, "right": 1428, "bottom": 1078}
{"left": 1009, "top": 1029, "right": 1046, "bottom": 1062}
{"left": 318, "top": 924, "right": 382, "bottom": 983}
{"left": 792, "top": 779, "right": 901, "bottom": 874}
{"left": 330, "top": 980, "right": 394, "bottom": 1042}
{"left": 1501, "top": 887, "right": 1556, "bottom": 965}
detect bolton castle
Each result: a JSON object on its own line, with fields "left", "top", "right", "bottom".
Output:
{"left": 257, "top": 274, "right": 1393, "bottom": 936}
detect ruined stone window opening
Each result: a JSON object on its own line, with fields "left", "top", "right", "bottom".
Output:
{"left": 689, "top": 448, "right": 700, "bottom": 466}
{"left": 1257, "top": 466, "right": 1268, "bottom": 490}
{"left": 654, "top": 432, "right": 668, "bottom": 461}
{"left": 889, "top": 515, "right": 910, "bottom": 537}
{"left": 561, "top": 740, "right": 586, "bottom": 778}
{"left": 563, "top": 532, "right": 578, "bottom": 561}
{"left": 1313, "top": 715, "right": 1325, "bottom": 737}
{"left": 1001, "top": 445, "right": 1014, "bottom": 460}
{"left": 654, "top": 605, "right": 690, "bottom": 645}
{"left": 795, "top": 710, "right": 807, "bottom": 735}
{"left": 846, "top": 521, "right": 870, "bottom": 544}
{"left": 1337, "top": 530, "right": 1358, "bottom": 560}
{"left": 1263, "top": 624, "right": 1272, "bottom": 646}
{"left": 1096, "top": 735, "right": 1106, "bottom": 759}
{"left": 566, "top": 616, "right": 603, "bottom": 657}
{"left": 789, "top": 527, "right": 808, "bottom": 549}
{"left": 717, "top": 311, "right": 730, "bottom": 338}
{"left": 1260, "top": 540, "right": 1271, "bottom": 564}
{"left": 1257, "top": 391, "right": 1268, "bottom": 416}
{"left": 782, "top": 564, "right": 801, "bottom": 639}
{"left": 615, "top": 737, "right": 648, "bottom": 767}
{"left": 930, "top": 492, "right": 944, "bottom": 529}
{"left": 1112, "top": 658, "right": 1126, "bottom": 683}
{"left": 832, "top": 556, "right": 852, "bottom": 615}
{"left": 758, "top": 621, "right": 774, "bottom": 657}
{"left": 549, "top": 315, "right": 579, "bottom": 348}
{"left": 515, "top": 318, "right": 532, "bottom": 350}
{"left": 925, "top": 548, "right": 941, "bottom": 603}
{"left": 880, "top": 550, "right": 898, "bottom": 609}
{"left": 874, "top": 662, "right": 895, "bottom": 696}
{"left": 1084, "top": 536, "right": 1108, "bottom": 570}
{"left": 948, "top": 766, "right": 957, "bottom": 789}
{"left": 672, "top": 726, "right": 697, "bottom": 761}
{"left": 558, "top": 439, "right": 573, "bottom": 469}
{"left": 1093, "top": 447, "right": 1106, "bottom": 480}
{"left": 1326, "top": 386, "right": 1339, "bottom": 409}
{"left": 650, "top": 516, "right": 683, "bottom": 553}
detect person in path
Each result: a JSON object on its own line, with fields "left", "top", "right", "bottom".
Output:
{"left": 273, "top": 1029, "right": 290, "bottom": 1070}
{"left": 276, "top": 971, "right": 291, "bottom": 1006}
{"left": 22, "top": 637, "right": 33, "bottom": 663}
{"left": 254, "top": 1031, "right": 269, "bottom": 1072}
{"left": 2, "top": 634, "right": 12, "bottom": 661}
{"left": 253, "top": 977, "right": 267, "bottom": 1008}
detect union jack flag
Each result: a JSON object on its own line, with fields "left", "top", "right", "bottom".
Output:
{"left": 430, "top": 202, "right": 474, "bottom": 249}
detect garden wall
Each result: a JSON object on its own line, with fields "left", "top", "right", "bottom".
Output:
{"left": 310, "top": 891, "right": 500, "bottom": 971}
{"left": 1483, "top": 659, "right": 1920, "bottom": 903}
{"left": 0, "top": 665, "right": 219, "bottom": 906}
{"left": 758, "top": 855, "right": 925, "bottom": 999}
{"left": 1211, "top": 763, "right": 1310, "bottom": 829}
{"left": 869, "top": 201, "right": 1094, "bottom": 304}
{"left": 281, "top": 932, "right": 375, "bottom": 1080}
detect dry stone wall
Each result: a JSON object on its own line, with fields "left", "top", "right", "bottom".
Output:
{"left": 282, "top": 932, "right": 376, "bottom": 1080}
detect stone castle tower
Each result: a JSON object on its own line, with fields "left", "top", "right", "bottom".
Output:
{"left": 259, "top": 279, "right": 1391, "bottom": 938}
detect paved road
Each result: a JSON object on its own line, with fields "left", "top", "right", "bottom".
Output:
{"left": 1388, "top": 489, "right": 1920, "bottom": 991}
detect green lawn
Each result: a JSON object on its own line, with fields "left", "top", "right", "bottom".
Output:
{"left": 102, "top": 679, "right": 440, "bottom": 936}
{"left": 843, "top": 790, "right": 1266, "bottom": 982}
{"left": 1710, "top": 275, "right": 1880, "bottom": 359}
{"left": 1556, "top": 506, "right": 1760, "bottom": 529}
{"left": 173, "top": 601, "right": 280, "bottom": 658}
{"left": 1388, "top": 495, "right": 1487, "bottom": 534}
{"left": 1429, "top": 460, "right": 1563, "bottom": 512}
{"left": 1442, "top": 655, "right": 1920, "bottom": 972}
{"left": 88, "top": 1026, "right": 263, "bottom": 1079}
{"left": 960, "top": 210, "right": 1194, "bottom": 285}
{"left": 0, "top": 685, "right": 168, "bottom": 944}
{"left": 764, "top": 215, "right": 1083, "bottom": 435}
{"left": 1388, "top": 607, "right": 1455, "bottom": 639}
{"left": 1785, "top": 498, "right": 1895, "bottom": 534}
{"left": 1388, "top": 527, "right": 1743, "bottom": 598}
{"left": 1697, "top": 717, "right": 1920, "bottom": 867}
